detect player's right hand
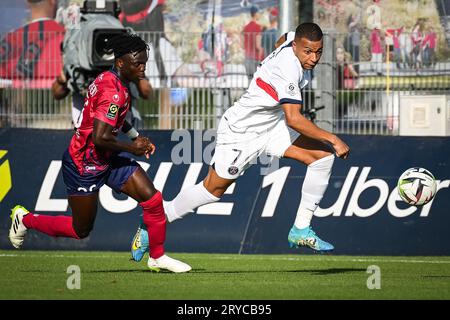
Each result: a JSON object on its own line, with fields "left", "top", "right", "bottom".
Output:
{"left": 132, "top": 136, "right": 154, "bottom": 158}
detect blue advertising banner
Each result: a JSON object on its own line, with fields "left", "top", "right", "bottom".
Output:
{"left": 0, "top": 129, "right": 449, "bottom": 255}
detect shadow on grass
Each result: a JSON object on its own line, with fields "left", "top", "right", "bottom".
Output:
{"left": 192, "top": 268, "right": 367, "bottom": 275}
{"left": 81, "top": 267, "right": 366, "bottom": 275}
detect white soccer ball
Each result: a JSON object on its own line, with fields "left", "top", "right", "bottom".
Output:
{"left": 397, "top": 167, "right": 437, "bottom": 206}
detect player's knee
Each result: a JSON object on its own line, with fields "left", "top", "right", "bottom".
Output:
{"left": 203, "top": 171, "right": 233, "bottom": 198}
{"left": 310, "top": 153, "right": 335, "bottom": 169}
{"left": 316, "top": 151, "right": 334, "bottom": 162}
{"left": 140, "top": 185, "right": 158, "bottom": 202}
{"left": 207, "top": 186, "right": 226, "bottom": 198}
{"left": 203, "top": 180, "right": 227, "bottom": 198}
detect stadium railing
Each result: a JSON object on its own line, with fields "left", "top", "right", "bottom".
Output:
{"left": 0, "top": 31, "right": 449, "bottom": 135}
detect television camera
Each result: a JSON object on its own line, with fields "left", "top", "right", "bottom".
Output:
{"left": 62, "top": 0, "right": 129, "bottom": 94}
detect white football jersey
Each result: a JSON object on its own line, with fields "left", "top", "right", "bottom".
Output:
{"left": 223, "top": 32, "right": 309, "bottom": 134}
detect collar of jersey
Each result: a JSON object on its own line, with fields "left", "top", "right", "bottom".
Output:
{"left": 109, "top": 67, "right": 130, "bottom": 88}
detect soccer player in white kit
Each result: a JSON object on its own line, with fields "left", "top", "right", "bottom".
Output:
{"left": 131, "top": 23, "right": 350, "bottom": 260}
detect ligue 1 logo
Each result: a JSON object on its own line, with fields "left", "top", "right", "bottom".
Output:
{"left": 286, "top": 83, "right": 296, "bottom": 96}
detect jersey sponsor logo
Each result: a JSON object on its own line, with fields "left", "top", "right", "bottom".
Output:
{"left": 112, "top": 94, "right": 119, "bottom": 102}
{"left": 106, "top": 103, "right": 119, "bottom": 120}
{"left": 84, "top": 165, "right": 96, "bottom": 172}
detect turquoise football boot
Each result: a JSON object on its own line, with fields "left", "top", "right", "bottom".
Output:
{"left": 288, "top": 225, "right": 334, "bottom": 252}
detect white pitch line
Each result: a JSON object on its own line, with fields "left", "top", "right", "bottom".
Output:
{"left": 205, "top": 256, "right": 450, "bottom": 264}
{"left": 1, "top": 253, "right": 450, "bottom": 264}
{"left": 0, "top": 253, "right": 120, "bottom": 259}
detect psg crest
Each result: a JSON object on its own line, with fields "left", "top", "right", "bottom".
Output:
{"left": 228, "top": 166, "right": 239, "bottom": 175}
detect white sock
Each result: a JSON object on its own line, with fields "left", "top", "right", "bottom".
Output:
{"left": 164, "top": 182, "right": 220, "bottom": 223}
{"left": 294, "top": 154, "right": 334, "bottom": 229}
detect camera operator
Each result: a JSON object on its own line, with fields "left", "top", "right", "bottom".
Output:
{"left": 51, "top": 0, "right": 152, "bottom": 135}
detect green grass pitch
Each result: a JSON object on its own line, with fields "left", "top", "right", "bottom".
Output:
{"left": 0, "top": 250, "right": 449, "bottom": 300}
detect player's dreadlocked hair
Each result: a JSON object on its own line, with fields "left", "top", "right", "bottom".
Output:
{"left": 109, "top": 32, "right": 149, "bottom": 59}
{"left": 295, "top": 22, "right": 323, "bottom": 42}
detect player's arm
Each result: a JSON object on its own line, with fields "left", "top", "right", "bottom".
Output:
{"left": 93, "top": 119, "right": 154, "bottom": 158}
{"left": 51, "top": 70, "right": 70, "bottom": 100}
{"left": 275, "top": 33, "right": 288, "bottom": 49}
{"left": 121, "top": 119, "right": 138, "bottom": 139}
{"left": 282, "top": 103, "right": 349, "bottom": 159}
{"left": 275, "top": 31, "right": 295, "bottom": 49}
{"left": 120, "top": 119, "right": 156, "bottom": 154}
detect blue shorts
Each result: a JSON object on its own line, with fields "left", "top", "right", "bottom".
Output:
{"left": 62, "top": 149, "right": 140, "bottom": 196}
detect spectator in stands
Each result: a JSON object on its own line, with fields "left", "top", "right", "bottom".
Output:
{"left": 399, "top": 25, "right": 412, "bottom": 69}
{"left": 370, "top": 25, "right": 383, "bottom": 75}
{"left": 410, "top": 20, "right": 423, "bottom": 70}
{"left": 390, "top": 27, "right": 403, "bottom": 69}
{"left": 242, "top": 4, "right": 263, "bottom": 80}
{"left": 422, "top": 25, "right": 437, "bottom": 68}
{"left": 261, "top": 7, "right": 279, "bottom": 58}
{"left": 0, "top": 0, "right": 63, "bottom": 81}
{"left": 0, "top": 0, "right": 64, "bottom": 127}
{"left": 366, "top": 0, "right": 381, "bottom": 30}
{"left": 336, "top": 47, "right": 358, "bottom": 90}
{"left": 344, "top": 12, "right": 360, "bottom": 72}
{"left": 384, "top": 28, "right": 394, "bottom": 62}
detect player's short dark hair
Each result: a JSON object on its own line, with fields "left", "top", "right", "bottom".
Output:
{"left": 109, "top": 32, "right": 149, "bottom": 59}
{"left": 295, "top": 23, "right": 323, "bottom": 42}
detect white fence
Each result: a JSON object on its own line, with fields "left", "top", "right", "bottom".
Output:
{"left": 1, "top": 30, "right": 449, "bottom": 134}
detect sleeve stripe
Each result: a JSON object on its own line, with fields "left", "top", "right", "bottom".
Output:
{"left": 256, "top": 77, "right": 279, "bottom": 102}
{"left": 279, "top": 98, "right": 302, "bottom": 105}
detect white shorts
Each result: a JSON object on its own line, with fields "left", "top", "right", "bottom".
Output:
{"left": 210, "top": 117, "right": 300, "bottom": 179}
